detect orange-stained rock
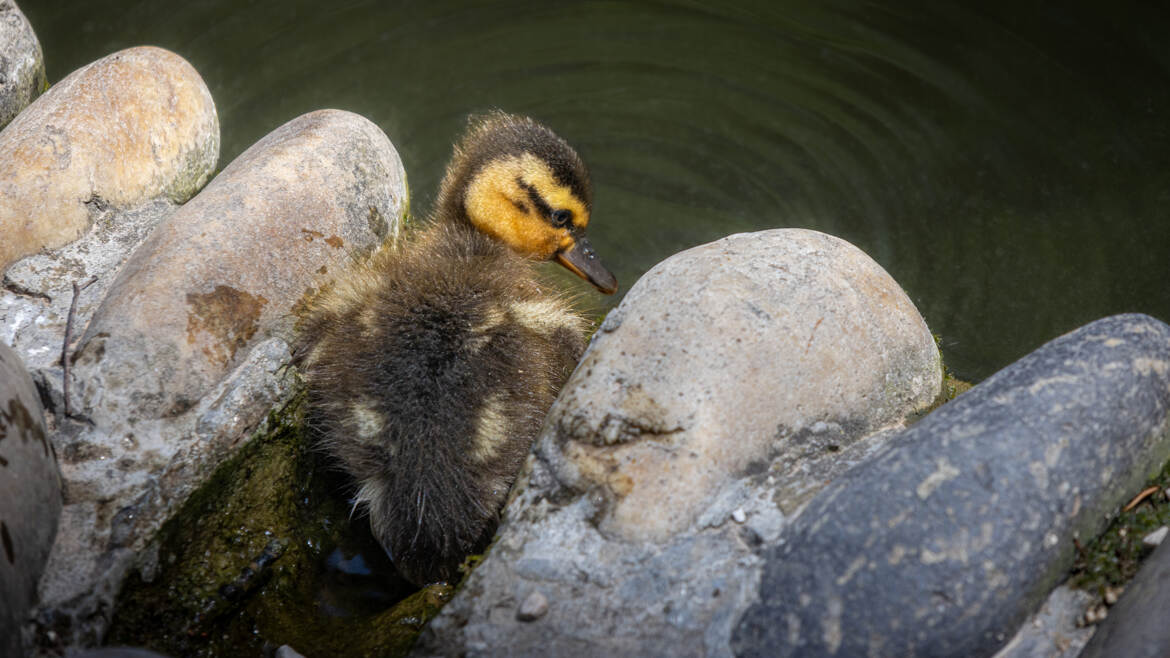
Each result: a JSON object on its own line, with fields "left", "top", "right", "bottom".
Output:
{"left": 71, "top": 109, "right": 406, "bottom": 422}
{"left": 0, "top": 46, "right": 218, "bottom": 272}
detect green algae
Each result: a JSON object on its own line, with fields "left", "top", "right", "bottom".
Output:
{"left": 106, "top": 389, "right": 449, "bottom": 657}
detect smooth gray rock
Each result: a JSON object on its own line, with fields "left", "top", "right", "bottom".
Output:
{"left": 0, "top": 342, "right": 60, "bottom": 658}
{"left": 418, "top": 230, "right": 940, "bottom": 657}
{"left": 732, "top": 313, "right": 1170, "bottom": 657}
{"left": 1078, "top": 537, "right": 1170, "bottom": 658}
{"left": 0, "top": 1, "right": 45, "bottom": 129}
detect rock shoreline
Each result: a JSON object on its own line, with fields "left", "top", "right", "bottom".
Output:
{"left": 1, "top": 20, "right": 1168, "bottom": 658}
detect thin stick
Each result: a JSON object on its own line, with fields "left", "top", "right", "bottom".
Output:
{"left": 62, "top": 276, "right": 97, "bottom": 417}
{"left": 1123, "top": 485, "right": 1161, "bottom": 513}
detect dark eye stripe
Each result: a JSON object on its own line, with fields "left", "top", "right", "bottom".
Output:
{"left": 516, "top": 178, "right": 554, "bottom": 218}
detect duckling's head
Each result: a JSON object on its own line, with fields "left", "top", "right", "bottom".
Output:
{"left": 434, "top": 112, "right": 618, "bottom": 294}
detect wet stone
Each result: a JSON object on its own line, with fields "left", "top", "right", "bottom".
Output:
{"left": 0, "top": 46, "right": 218, "bottom": 272}
{"left": 419, "top": 230, "right": 940, "bottom": 657}
{"left": 732, "top": 313, "right": 1170, "bottom": 658}
{"left": 0, "top": 0, "right": 45, "bottom": 130}
{"left": 0, "top": 342, "right": 60, "bottom": 658}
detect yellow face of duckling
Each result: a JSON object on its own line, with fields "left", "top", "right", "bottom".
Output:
{"left": 453, "top": 119, "right": 618, "bottom": 295}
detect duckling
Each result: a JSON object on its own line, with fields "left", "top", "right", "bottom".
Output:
{"left": 293, "top": 113, "right": 616, "bottom": 586}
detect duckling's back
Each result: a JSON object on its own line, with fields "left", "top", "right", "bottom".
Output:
{"left": 294, "top": 222, "right": 585, "bottom": 584}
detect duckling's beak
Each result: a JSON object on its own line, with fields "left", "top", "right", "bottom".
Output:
{"left": 557, "top": 236, "right": 618, "bottom": 294}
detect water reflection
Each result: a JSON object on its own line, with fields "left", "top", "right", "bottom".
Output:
{"left": 24, "top": 0, "right": 1170, "bottom": 380}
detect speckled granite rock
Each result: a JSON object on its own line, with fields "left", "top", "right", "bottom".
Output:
{"left": 1078, "top": 536, "right": 1170, "bottom": 658}
{"left": 5, "top": 109, "right": 407, "bottom": 653}
{"left": 732, "top": 313, "right": 1170, "bottom": 658}
{"left": 417, "top": 229, "right": 941, "bottom": 657}
{"left": 0, "top": 46, "right": 218, "bottom": 272}
{"left": 0, "top": 1, "right": 45, "bottom": 130}
{"left": 0, "top": 342, "right": 59, "bottom": 658}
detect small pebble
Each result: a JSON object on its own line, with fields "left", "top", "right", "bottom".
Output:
{"left": 1103, "top": 585, "right": 1124, "bottom": 606}
{"left": 275, "top": 645, "right": 306, "bottom": 658}
{"left": 1142, "top": 525, "right": 1168, "bottom": 547}
{"left": 1079, "top": 604, "right": 1109, "bottom": 627}
{"left": 517, "top": 590, "right": 549, "bottom": 622}
{"left": 732, "top": 507, "right": 747, "bottom": 524}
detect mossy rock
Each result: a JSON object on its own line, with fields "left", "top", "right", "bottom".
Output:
{"left": 107, "top": 389, "right": 450, "bottom": 656}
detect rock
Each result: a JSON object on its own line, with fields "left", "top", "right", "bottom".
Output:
{"left": 732, "top": 313, "right": 1170, "bottom": 658}
{"left": 0, "top": 46, "right": 218, "bottom": 272}
{"left": 0, "top": 1, "right": 45, "bottom": 129}
{"left": 2, "top": 199, "right": 178, "bottom": 418}
{"left": 18, "top": 110, "right": 406, "bottom": 652}
{"left": 992, "top": 585, "right": 1095, "bottom": 658}
{"left": 542, "top": 228, "right": 941, "bottom": 542}
{"left": 1142, "top": 525, "right": 1167, "bottom": 547}
{"left": 418, "top": 229, "right": 941, "bottom": 657}
{"left": 1079, "top": 537, "right": 1170, "bottom": 657}
{"left": 0, "top": 342, "right": 60, "bottom": 658}
{"left": 516, "top": 591, "right": 549, "bottom": 622}
{"left": 71, "top": 108, "right": 405, "bottom": 422}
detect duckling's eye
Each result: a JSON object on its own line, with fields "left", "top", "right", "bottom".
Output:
{"left": 551, "top": 209, "right": 573, "bottom": 227}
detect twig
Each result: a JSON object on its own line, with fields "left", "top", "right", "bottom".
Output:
{"left": 62, "top": 276, "right": 98, "bottom": 417}
{"left": 1123, "top": 485, "right": 1160, "bottom": 513}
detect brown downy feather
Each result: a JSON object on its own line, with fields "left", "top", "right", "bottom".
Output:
{"left": 293, "top": 114, "right": 596, "bottom": 585}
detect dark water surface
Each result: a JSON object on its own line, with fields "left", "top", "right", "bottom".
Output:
{"left": 23, "top": 1, "right": 1170, "bottom": 381}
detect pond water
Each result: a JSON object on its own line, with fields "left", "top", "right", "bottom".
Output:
{"left": 24, "top": 1, "right": 1170, "bottom": 382}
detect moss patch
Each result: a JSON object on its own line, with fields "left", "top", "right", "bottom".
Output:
{"left": 1069, "top": 459, "right": 1170, "bottom": 594}
{"left": 909, "top": 336, "right": 974, "bottom": 422}
{"left": 106, "top": 390, "right": 451, "bottom": 657}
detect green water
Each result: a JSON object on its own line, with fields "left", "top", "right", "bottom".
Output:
{"left": 23, "top": 1, "right": 1170, "bottom": 381}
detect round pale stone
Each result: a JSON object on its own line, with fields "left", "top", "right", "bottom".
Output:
{"left": 0, "top": 46, "right": 218, "bottom": 272}
{"left": 72, "top": 109, "right": 406, "bottom": 421}
{"left": 541, "top": 228, "right": 941, "bottom": 542}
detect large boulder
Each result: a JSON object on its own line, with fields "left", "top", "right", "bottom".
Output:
{"left": 0, "top": 342, "right": 60, "bottom": 658}
{"left": 0, "top": 46, "right": 218, "bottom": 272}
{"left": 732, "top": 313, "right": 1170, "bottom": 657}
{"left": 419, "top": 229, "right": 941, "bottom": 656}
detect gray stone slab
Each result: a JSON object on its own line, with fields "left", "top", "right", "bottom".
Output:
{"left": 732, "top": 313, "right": 1170, "bottom": 657}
